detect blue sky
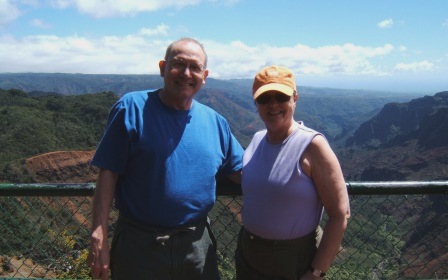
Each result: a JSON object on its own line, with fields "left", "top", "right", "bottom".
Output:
{"left": 1, "top": 0, "right": 447, "bottom": 93}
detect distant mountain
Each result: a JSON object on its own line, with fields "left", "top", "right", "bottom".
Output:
{"left": 341, "top": 91, "right": 448, "bottom": 181}
{"left": 1, "top": 77, "right": 446, "bottom": 279}
{"left": 295, "top": 91, "right": 419, "bottom": 145}
{"left": 0, "top": 87, "right": 261, "bottom": 180}
{"left": 195, "top": 88, "right": 262, "bottom": 147}
{"left": 2, "top": 89, "right": 446, "bottom": 280}
{"left": 346, "top": 91, "right": 448, "bottom": 149}
{"left": 0, "top": 73, "right": 423, "bottom": 145}
{"left": 0, "top": 73, "right": 164, "bottom": 96}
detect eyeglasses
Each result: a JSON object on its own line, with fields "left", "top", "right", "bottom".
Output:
{"left": 167, "top": 58, "right": 205, "bottom": 75}
{"left": 255, "top": 93, "right": 291, "bottom": 104}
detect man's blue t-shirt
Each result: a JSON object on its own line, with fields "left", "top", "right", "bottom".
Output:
{"left": 91, "top": 90, "right": 244, "bottom": 227}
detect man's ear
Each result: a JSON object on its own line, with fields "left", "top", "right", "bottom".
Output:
{"left": 202, "top": 69, "right": 209, "bottom": 85}
{"left": 159, "top": 60, "right": 165, "bottom": 77}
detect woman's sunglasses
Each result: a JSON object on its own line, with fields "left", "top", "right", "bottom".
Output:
{"left": 255, "top": 93, "right": 291, "bottom": 104}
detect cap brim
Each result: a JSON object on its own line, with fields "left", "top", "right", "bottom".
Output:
{"left": 253, "top": 84, "right": 294, "bottom": 100}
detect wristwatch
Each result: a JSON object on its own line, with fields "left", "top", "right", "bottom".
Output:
{"left": 310, "top": 266, "right": 326, "bottom": 278}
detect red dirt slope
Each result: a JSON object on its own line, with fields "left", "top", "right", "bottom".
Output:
{"left": 24, "top": 150, "right": 98, "bottom": 183}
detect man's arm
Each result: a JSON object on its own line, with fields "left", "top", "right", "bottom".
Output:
{"left": 227, "top": 169, "right": 242, "bottom": 184}
{"left": 87, "top": 168, "right": 118, "bottom": 280}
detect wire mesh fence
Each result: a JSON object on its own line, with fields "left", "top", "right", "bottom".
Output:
{"left": 0, "top": 182, "right": 447, "bottom": 279}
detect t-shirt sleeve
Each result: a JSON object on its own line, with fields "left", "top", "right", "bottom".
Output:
{"left": 90, "top": 101, "right": 131, "bottom": 174}
{"left": 218, "top": 121, "right": 244, "bottom": 177}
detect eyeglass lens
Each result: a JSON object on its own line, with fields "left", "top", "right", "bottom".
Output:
{"left": 256, "top": 93, "right": 291, "bottom": 104}
{"left": 170, "top": 59, "right": 204, "bottom": 74}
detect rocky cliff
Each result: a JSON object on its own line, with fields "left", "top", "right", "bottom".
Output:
{"left": 341, "top": 91, "right": 448, "bottom": 181}
{"left": 346, "top": 91, "right": 448, "bottom": 149}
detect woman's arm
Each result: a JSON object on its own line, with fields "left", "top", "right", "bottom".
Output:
{"left": 301, "top": 135, "right": 350, "bottom": 279}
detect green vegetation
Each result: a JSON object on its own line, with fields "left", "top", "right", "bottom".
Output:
{"left": 0, "top": 86, "right": 446, "bottom": 278}
{"left": 0, "top": 88, "right": 118, "bottom": 179}
{"left": 0, "top": 196, "right": 92, "bottom": 278}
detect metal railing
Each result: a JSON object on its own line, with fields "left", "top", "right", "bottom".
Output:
{"left": 1, "top": 181, "right": 447, "bottom": 279}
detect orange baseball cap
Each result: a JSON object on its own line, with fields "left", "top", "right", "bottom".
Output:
{"left": 252, "top": 65, "right": 297, "bottom": 100}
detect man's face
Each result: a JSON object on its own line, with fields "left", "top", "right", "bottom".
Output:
{"left": 160, "top": 41, "right": 209, "bottom": 101}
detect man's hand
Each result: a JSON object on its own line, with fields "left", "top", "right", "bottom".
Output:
{"left": 88, "top": 168, "right": 118, "bottom": 280}
{"left": 300, "top": 269, "right": 324, "bottom": 280}
{"left": 87, "top": 227, "right": 110, "bottom": 280}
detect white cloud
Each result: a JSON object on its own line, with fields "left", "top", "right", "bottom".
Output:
{"left": 1, "top": 0, "right": 212, "bottom": 26}
{"left": 140, "top": 24, "right": 170, "bottom": 37}
{"left": 50, "top": 0, "right": 203, "bottom": 18}
{"left": 378, "top": 18, "right": 393, "bottom": 29}
{"left": 205, "top": 41, "right": 395, "bottom": 79}
{"left": 0, "top": 0, "right": 21, "bottom": 26}
{"left": 394, "top": 61, "right": 433, "bottom": 72}
{"left": 49, "top": 0, "right": 241, "bottom": 17}
{"left": 0, "top": 31, "right": 422, "bottom": 81}
{"left": 0, "top": 33, "right": 170, "bottom": 74}
{"left": 0, "top": 31, "right": 444, "bottom": 92}
{"left": 30, "top": 18, "right": 51, "bottom": 28}
{"left": 48, "top": 0, "right": 74, "bottom": 9}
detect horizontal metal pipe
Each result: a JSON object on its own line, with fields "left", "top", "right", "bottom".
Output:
{"left": 1, "top": 181, "right": 447, "bottom": 197}
{"left": 346, "top": 181, "right": 448, "bottom": 195}
{"left": 0, "top": 183, "right": 95, "bottom": 196}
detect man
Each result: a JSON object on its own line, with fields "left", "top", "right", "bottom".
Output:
{"left": 87, "top": 37, "right": 244, "bottom": 280}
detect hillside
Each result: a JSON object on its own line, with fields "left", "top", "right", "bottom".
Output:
{"left": 24, "top": 151, "right": 97, "bottom": 183}
{"left": 1, "top": 84, "right": 447, "bottom": 278}
{"left": 346, "top": 91, "right": 448, "bottom": 149}
{"left": 5, "top": 92, "right": 447, "bottom": 279}
{"left": 11, "top": 91, "right": 446, "bottom": 185}
{"left": 0, "top": 89, "right": 117, "bottom": 177}
{"left": 0, "top": 72, "right": 423, "bottom": 145}
{"left": 337, "top": 92, "right": 448, "bottom": 278}
{"left": 0, "top": 73, "right": 164, "bottom": 96}
{"left": 342, "top": 91, "right": 448, "bottom": 181}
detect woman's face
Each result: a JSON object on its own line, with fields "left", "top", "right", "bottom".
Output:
{"left": 255, "top": 90, "right": 298, "bottom": 131}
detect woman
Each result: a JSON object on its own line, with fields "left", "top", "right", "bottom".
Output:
{"left": 235, "top": 65, "right": 350, "bottom": 280}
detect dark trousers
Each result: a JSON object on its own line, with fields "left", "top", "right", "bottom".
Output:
{"left": 110, "top": 214, "right": 219, "bottom": 280}
{"left": 235, "top": 227, "right": 317, "bottom": 280}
